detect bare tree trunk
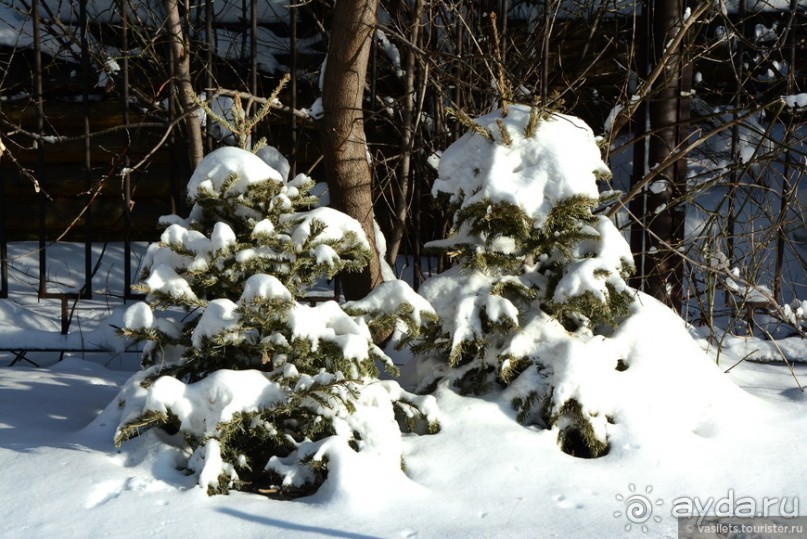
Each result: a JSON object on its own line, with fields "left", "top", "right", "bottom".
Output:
{"left": 165, "top": 0, "right": 203, "bottom": 168}
{"left": 320, "top": 0, "right": 383, "bottom": 301}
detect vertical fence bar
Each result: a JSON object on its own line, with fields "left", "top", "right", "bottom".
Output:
{"left": 540, "top": 0, "right": 550, "bottom": 103}
{"left": 412, "top": 157, "right": 422, "bottom": 291}
{"left": 240, "top": 0, "right": 247, "bottom": 69}
{"left": 412, "top": 1, "right": 426, "bottom": 290}
{"left": 628, "top": 1, "right": 650, "bottom": 291}
{"left": 250, "top": 0, "right": 258, "bottom": 98}
{"left": 499, "top": 0, "right": 508, "bottom": 66}
{"left": 726, "top": 1, "right": 746, "bottom": 283}
{"left": 369, "top": 7, "right": 377, "bottom": 117}
{"left": 167, "top": 16, "right": 179, "bottom": 216}
{"left": 0, "top": 46, "right": 5, "bottom": 298}
{"left": 205, "top": 0, "right": 214, "bottom": 152}
{"left": 34, "top": 0, "right": 46, "bottom": 300}
{"left": 671, "top": 0, "right": 693, "bottom": 313}
{"left": 122, "top": 0, "right": 132, "bottom": 297}
{"left": 81, "top": 0, "right": 93, "bottom": 299}
{"left": 0, "top": 108, "right": 7, "bottom": 298}
{"left": 32, "top": 0, "right": 66, "bottom": 333}
{"left": 33, "top": 0, "right": 77, "bottom": 333}
{"left": 0, "top": 155, "right": 6, "bottom": 300}
{"left": 289, "top": 0, "right": 297, "bottom": 177}
{"left": 774, "top": 0, "right": 800, "bottom": 303}
{"left": 121, "top": 0, "right": 142, "bottom": 301}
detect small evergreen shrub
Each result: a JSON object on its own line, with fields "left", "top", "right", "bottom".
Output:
{"left": 114, "top": 146, "right": 438, "bottom": 497}
{"left": 415, "top": 105, "right": 636, "bottom": 457}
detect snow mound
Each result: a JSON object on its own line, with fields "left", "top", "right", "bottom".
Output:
{"left": 433, "top": 106, "right": 610, "bottom": 228}
{"left": 186, "top": 146, "right": 284, "bottom": 202}
{"left": 416, "top": 103, "right": 752, "bottom": 460}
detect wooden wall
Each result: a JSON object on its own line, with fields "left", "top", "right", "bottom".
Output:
{"left": 1, "top": 98, "right": 188, "bottom": 241}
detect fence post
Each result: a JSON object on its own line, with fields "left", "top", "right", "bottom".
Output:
{"left": 0, "top": 139, "right": 6, "bottom": 300}
{"left": 80, "top": 0, "right": 93, "bottom": 300}
{"left": 289, "top": 0, "right": 298, "bottom": 177}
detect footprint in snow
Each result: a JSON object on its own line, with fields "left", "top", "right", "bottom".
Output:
{"left": 84, "top": 480, "right": 123, "bottom": 508}
{"left": 85, "top": 475, "right": 169, "bottom": 508}
{"left": 553, "top": 494, "right": 583, "bottom": 509}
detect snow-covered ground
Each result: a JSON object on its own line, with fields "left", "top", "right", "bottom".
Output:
{"left": 1, "top": 345, "right": 807, "bottom": 538}
{"left": 1, "top": 242, "right": 807, "bottom": 538}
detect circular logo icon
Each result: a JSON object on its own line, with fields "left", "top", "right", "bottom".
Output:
{"left": 614, "top": 484, "right": 664, "bottom": 533}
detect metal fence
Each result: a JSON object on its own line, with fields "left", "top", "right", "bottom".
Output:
{"left": 0, "top": 0, "right": 314, "bottom": 336}
{"left": 0, "top": 0, "right": 805, "bottom": 343}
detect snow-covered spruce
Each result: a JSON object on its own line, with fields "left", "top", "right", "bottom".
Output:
{"left": 415, "top": 105, "right": 635, "bottom": 458}
{"left": 114, "top": 146, "right": 438, "bottom": 497}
